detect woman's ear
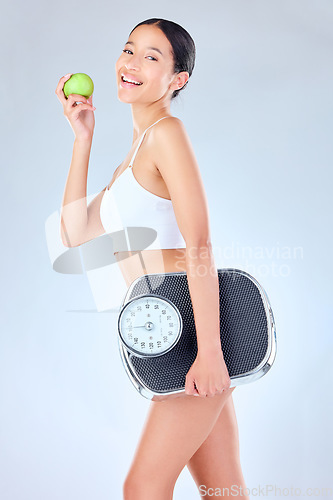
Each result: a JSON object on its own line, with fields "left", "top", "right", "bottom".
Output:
{"left": 171, "top": 71, "right": 189, "bottom": 92}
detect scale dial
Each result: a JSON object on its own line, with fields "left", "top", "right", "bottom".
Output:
{"left": 118, "top": 294, "right": 182, "bottom": 358}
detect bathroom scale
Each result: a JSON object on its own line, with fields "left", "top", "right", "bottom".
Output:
{"left": 117, "top": 268, "right": 277, "bottom": 401}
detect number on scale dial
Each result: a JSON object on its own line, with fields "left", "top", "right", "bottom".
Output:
{"left": 118, "top": 294, "right": 182, "bottom": 357}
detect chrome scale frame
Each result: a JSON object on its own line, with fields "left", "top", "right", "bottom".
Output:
{"left": 117, "top": 268, "right": 277, "bottom": 401}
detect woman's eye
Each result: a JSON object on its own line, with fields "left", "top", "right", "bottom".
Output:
{"left": 122, "top": 49, "right": 157, "bottom": 61}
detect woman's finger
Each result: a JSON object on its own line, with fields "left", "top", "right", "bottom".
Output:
{"left": 55, "top": 74, "right": 73, "bottom": 104}
{"left": 66, "top": 93, "right": 88, "bottom": 104}
{"left": 67, "top": 103, "right": 95, "bottom": 116}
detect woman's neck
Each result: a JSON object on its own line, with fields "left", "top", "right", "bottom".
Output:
{"left": 130, "top": 103, "right": 172, "bottom": 140}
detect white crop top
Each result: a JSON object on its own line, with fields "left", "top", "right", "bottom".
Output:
{"left": 100, "top": 117, "right": 186, "bottom": 252}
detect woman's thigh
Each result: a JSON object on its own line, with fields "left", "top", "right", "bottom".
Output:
{"left": 125, "top": 387, "right": 235, "bottom": 487}
{"left": 186, "top": 393, "right": 249, "bottom": 497}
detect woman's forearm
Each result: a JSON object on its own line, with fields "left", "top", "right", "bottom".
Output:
{"left": 60, "top": 138, "right": 92, "bottom": 247}
{"left": 185, "top": 241, "right": 223, "bottom": 356}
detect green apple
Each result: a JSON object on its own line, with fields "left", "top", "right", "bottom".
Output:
{"left": 63, "top": 73, "right": 94, "bottom": 99}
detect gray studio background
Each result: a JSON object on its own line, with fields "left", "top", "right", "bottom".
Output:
{"left": 1, "top": 1, "right": 332, "bottom": 499}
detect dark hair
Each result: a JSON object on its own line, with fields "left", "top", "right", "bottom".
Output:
{"left": 129, "top": 18, "right": 196, "bottom": 100}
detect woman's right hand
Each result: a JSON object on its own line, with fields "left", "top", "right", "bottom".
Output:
{"left": 55, "top": 74, "right": 96, "bottom": 142}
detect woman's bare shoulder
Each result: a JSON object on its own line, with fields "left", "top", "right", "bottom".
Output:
{"left": 151, "top": 116, "right": 188, "bottom": 141}
{"left": 158, "top": 116, "right": 184, "bottom": 128}
{"left": 149, "top": 116, "right": 187, "bottom": 152}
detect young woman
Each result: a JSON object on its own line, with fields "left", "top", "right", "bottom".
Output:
{"left": 56, "top": 18, "right": 249, "bottom": 500}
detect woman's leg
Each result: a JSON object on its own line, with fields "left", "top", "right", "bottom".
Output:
{"left": 186, "top": 393, "right": 250, "bottom": 499}
{"left": 123, "top": 387, "right": 235, "bottom": 500}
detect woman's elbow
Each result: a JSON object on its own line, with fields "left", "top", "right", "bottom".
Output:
{"left": 185, "top": 237, "right": 213, "bottom": 254}
{"left": 60, "top": 224, "right": 82, "bottom": 248}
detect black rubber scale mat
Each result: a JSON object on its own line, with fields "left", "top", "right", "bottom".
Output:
{"left": 121, "top": 269, "right": 272, "bottom": 394}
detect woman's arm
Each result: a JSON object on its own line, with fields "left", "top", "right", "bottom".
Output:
{"left": 55, "top": 75, "right": 106, "bottom": 248}
{"left": 60, "top": 138, "right": 111, "bottom": 247}
{"left": 60, "top": 138, "right": 92, "bottom": 247}
{"left": 185, "top": 240, "right": 222, "bottom": 354}
{"left": 152, "top": 117, "right": 230, "bottom": 396}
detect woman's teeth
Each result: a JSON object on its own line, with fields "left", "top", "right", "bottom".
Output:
{"left": 121, "top": 76, "right": 142, "bottom": 85}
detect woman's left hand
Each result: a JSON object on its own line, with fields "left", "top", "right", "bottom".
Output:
{"left": 184, "top": 348, "right": 231, "bottom": 397}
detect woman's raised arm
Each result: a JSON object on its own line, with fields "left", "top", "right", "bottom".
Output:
{"left": 55, "top": 74, "right": 106, "bottom": 247}
{"left": 59, "top": 139, "right": 108, "bottom": 247}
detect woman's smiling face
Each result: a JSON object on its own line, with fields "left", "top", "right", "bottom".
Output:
{"left": 115, "top": 24, "right": 179, "bottom": 103}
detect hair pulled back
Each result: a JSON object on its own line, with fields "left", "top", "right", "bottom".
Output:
{"left": 129, "top": 18, "right": 196, "bottom": 99}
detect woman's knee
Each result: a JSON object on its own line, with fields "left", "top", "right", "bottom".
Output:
{"left": 123, "top": 471, "right": 175, "bottom": 500}
{"left": 123, "top": 474, "right": 143, "bottom": 500}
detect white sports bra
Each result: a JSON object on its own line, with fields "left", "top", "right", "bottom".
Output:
{"left": 100, "top": 116, "right": 186, "bottom": 252}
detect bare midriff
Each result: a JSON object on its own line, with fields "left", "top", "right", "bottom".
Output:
{"left": 114, "top": 248, "right": 187, "bottom": 288}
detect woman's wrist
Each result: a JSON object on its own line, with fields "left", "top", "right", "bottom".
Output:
{"left": 74, "top": 135, "right": 93, "bottom": 147}
{"left": 197, "top": 342, "right": 224, "bottom": 359}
